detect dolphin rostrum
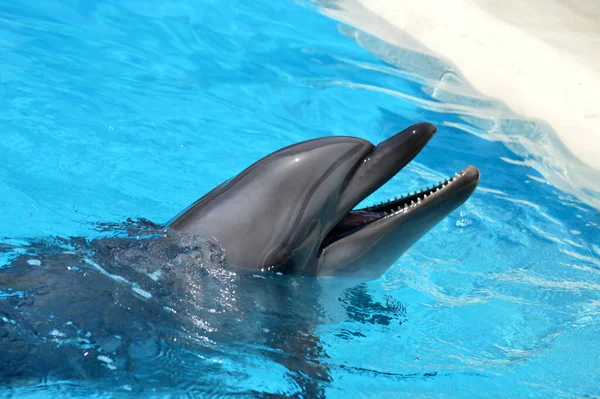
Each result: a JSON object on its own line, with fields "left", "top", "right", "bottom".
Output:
{"left": 169, "top": 123, "right": 479, "bottom": 279}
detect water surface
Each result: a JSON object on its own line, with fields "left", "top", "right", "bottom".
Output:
{"left": 0, "top": 0, "right": 599, "bottom": 397}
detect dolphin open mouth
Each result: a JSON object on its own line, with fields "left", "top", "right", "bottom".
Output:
{"left": 169, "top": 121, "right": 479, "bottom": 277}
{"left": 320, "top": 165, "right": 480, "bottom": 251}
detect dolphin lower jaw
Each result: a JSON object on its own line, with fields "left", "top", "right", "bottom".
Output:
{"left": 316, "top": 165, "right": 480, "bottom": 277}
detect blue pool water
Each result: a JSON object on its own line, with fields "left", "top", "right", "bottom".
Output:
{"left": 1, "top": 0, "right": 599, "bottom": 397}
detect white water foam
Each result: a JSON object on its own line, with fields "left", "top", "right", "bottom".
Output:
{"left": 319, "top": 0, "right": 600, "bottom": 208}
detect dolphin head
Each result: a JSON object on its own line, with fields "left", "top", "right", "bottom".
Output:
{"left": 169, "top": 123, "right": 479, "bottom": 279}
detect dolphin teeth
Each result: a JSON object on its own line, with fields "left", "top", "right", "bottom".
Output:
{"left": 410, "top": 200, "right": 415, "bottom": 206}
{"left": 413, "top": 190, "right": 417, "bottom": 196}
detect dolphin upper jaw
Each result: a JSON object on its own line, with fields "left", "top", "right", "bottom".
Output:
{"left": 334, "top": 122, "right": 438, "bottom": 213}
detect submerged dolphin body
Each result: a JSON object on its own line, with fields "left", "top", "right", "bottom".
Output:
{"left": 170, "top": 123, "right": 480, "bottom": 279}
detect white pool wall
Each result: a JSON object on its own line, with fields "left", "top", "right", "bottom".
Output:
{"left": 321, "top": 0, "right": 600, "bottom": 207}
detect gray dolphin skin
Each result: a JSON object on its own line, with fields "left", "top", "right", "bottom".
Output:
{"left": 169, "top": 123, "right": 480, "bottom": 279}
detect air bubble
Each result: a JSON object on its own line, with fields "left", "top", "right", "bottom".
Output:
{"left": 455, "top": 219, "right": 472, "bottom": 228}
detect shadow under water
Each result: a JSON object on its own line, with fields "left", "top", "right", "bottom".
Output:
{"left": 0, "top": 220, "right": 406, "bottom": 397}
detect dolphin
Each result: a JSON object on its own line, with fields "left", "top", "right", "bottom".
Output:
{"left": 0, "top": 123, "right": 477, "bottom": 392}
{"left": 169, "top": 123, "right": 480, "bottom": 279}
